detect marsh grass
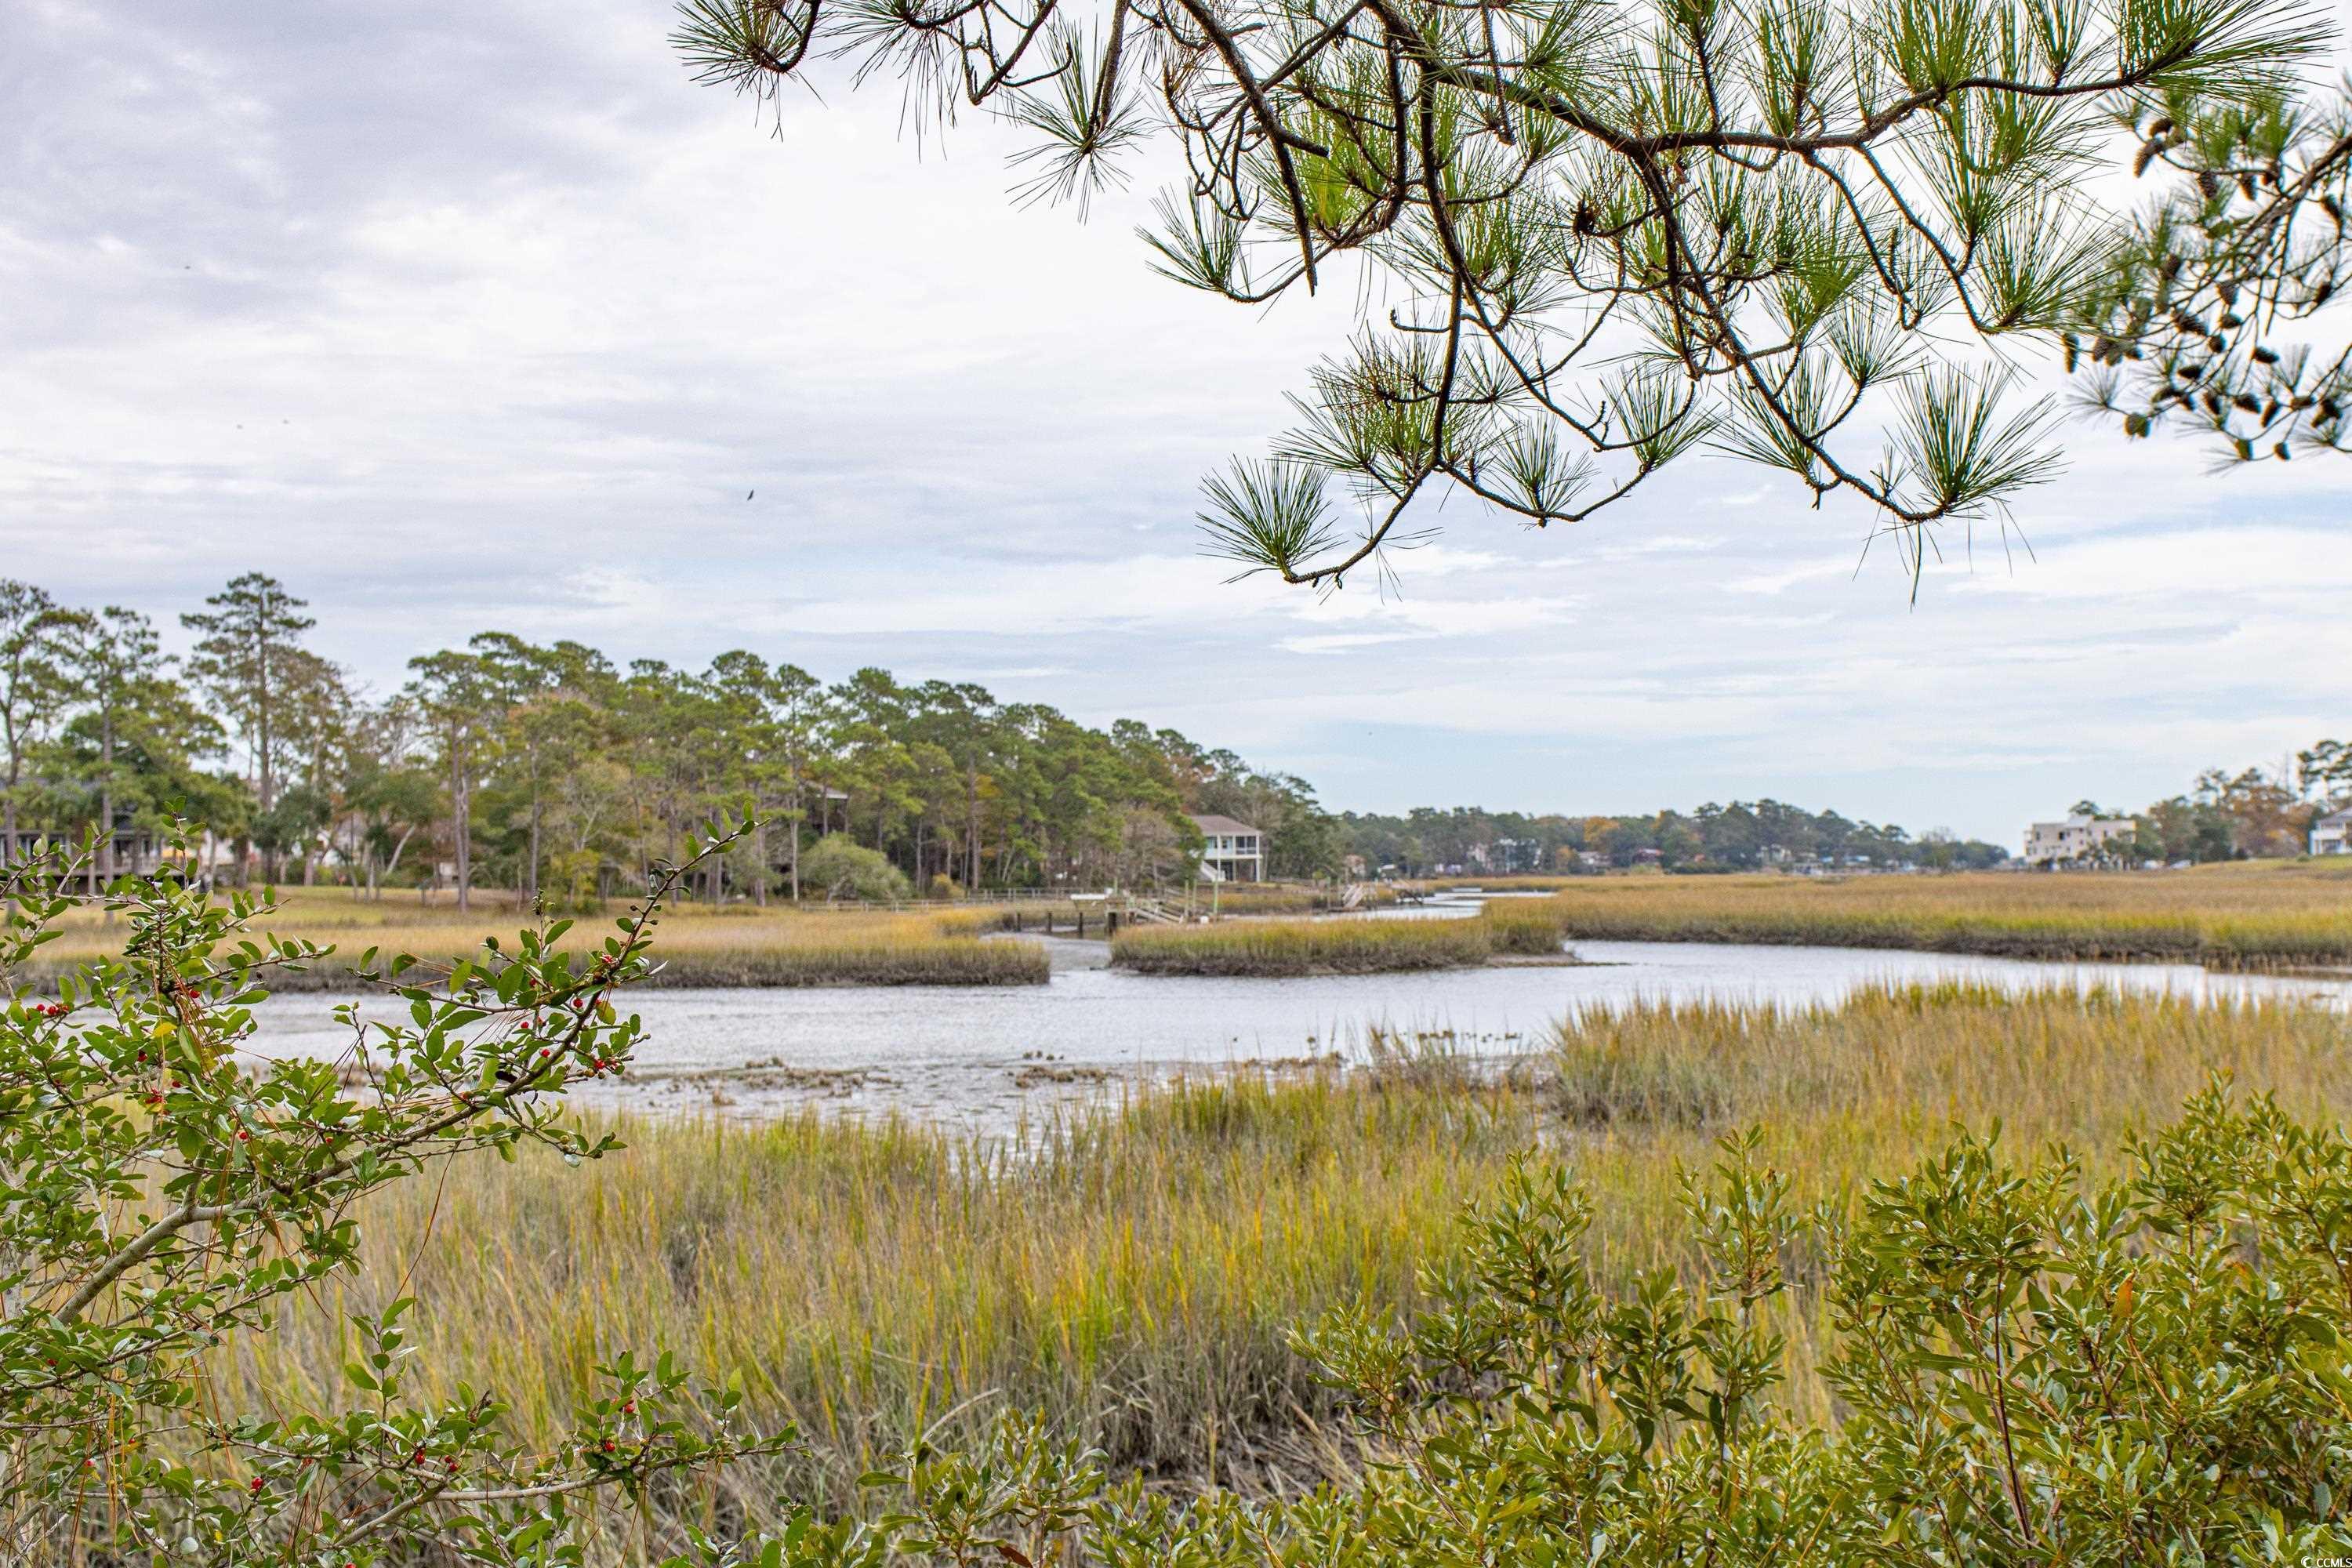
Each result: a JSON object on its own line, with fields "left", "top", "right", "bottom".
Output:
{"left": 208, "top": 982, "right": 2352, "bottom": 1528}
{"left": 1109, "top": 902, "right": 1576, "bottom": 975}
{"left": 33, "top": 892, "right": 1050, "bottom": 989}
{"left": 1530, "top": 862, "right": 2352, "bottom": 966}
{"left": 1108, "top": 915, "right": 1498, "bottom": 975}
{"left": 225, "top": 1065, "right": 1533, "bottom": 1506}
{"left": 1204, "top": 884, "right": 1402, "bottom": 915}
{"left": 1475, "top": 898, "right": 1579, "bottom": 955}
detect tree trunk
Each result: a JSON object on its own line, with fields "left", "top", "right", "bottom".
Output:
{"left": 451, "top": 738, "right": 472, "bottom": 913}
{"left": 967, "top": 778, "right": 982, "bottom": 891}
{"left": 256, "top": 655, "right": 276, "bottom": 883}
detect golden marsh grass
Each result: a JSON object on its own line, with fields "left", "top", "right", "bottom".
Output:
{"left": 1108, "top": 902, "right": 1577, "bottom": 975}
{"left": 211, "top": 982, "right": 2352, "bottom": 1520}
{"left": 1109, "top": 914, "right": 1496, "bottom": 975}
{"left": 1530, "top": 861, "right": 2352, "bottom": 966}
{"left": 35, "top": 890, "right": 1051, "bottom": 988}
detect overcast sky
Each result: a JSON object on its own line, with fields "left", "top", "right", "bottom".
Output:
{"left": 4, "top": 0, "right": 2347, "bottom": 844}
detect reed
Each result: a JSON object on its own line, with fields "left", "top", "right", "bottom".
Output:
{"left": 209, "top": 983, "right": 2352, "bottom": 1528}
{"left": 1108, "top": 915, "right": 1496, "bottom": 975}
{"left": 1525, "top": 861, "right": 2352, "bottom": 966}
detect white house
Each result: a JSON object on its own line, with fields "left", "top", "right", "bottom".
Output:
{"left": 2023, "top": 815, "right": 2137, "bottom": 866}
{"left": 2314, "top": 808, "right": 2352, "bottom": 856}
{"left": 1189, "top": 814, "right": 1265, "bottom": 883}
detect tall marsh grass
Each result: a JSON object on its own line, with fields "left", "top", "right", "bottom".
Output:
{"left": 212, "top": 982, "right": 2352, "bottom": 1525}
{"left": 225, "top": 1066, "right": 1530, "bottom": 1504}
{"left": 1109, "top": 902, "right": 1577, "bottom": 975}
{"left": 1533, "top": 862, "right": 2352, "bottom": 966}
{"left": 33, "top": 895, "right": 1050, "bottom": 989}
{"left": 1475, "top": 897, "right": 1579, "bottom": 954}
{"left": 1109, "top": 916, "right": 1497, "bottom": 975}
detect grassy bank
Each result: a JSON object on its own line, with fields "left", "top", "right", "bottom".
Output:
{"left": 34, "top": 893, "right": 1051, "bottom": 989}
{"left": 1527, "top": 861, "right": 2352, "bottom": 966}
{"left": 213, "top": 982, "right": 2352, "bottom": 1531}
{"left": 1109, "top": 915, "right": 1490, "bottom": 975}
{"left": 1109, "top": 902, "right": 1577, "bottom": 975}
{"left": 1475, "top": 896, "right": 1580, "bottom": 954}
{"left": 1203, "top": 883, "right": 1403, "bottom": 915}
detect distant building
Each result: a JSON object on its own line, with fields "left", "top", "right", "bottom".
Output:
{"left": 1189, "top": 814, "right": 1265, "bottom": 883}
{"left": 2023, "top": 815, "right": 2138, "bottom": 866}
{"left": 2314, "top": 808, "right": 2352, "bottom": 856}
{"left": 1490, "top": 837, "right": 1546, "bottom": 874}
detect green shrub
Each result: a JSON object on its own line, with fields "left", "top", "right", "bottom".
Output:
{"left": 0, "top": 826, "right": 788, "bottom": 1565}
{"left": 765, "top": 1087, "right": 2352, "bottom": 1565}
{"left": 798, "top": 837, "right": 913, "bottom": 902}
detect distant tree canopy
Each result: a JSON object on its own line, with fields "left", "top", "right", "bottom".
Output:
{"left": 1340, "top": 800, "right": 2008, "bottom": 873}
{"left": 680, "top": 0, "right": 2339, "bottom": 593}
{"left": 2127, "top": 761, "right": 2324, "bottom": 862}
{"left": 0, "top": 576, "right": 1341, "bottom": 902}
{"left": 1348, "top": 749, "right": 2351, "bottom": 873}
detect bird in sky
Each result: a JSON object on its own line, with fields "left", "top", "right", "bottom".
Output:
{"left": 746, "top": 488, "right": 756, "bottom": 501}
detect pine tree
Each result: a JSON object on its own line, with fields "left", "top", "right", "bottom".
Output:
{"left": 677, "top": 0, "right": 2330, "bottom": 595}
{"left": 181, "top": 572, "right": 318, "bottom": 880}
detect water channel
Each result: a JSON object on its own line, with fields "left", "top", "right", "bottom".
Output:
{"left": 244, "top": 891, "right": 2352, "bottom": 1133}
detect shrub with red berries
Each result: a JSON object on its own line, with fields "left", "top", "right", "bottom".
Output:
{"left": 0, "top": 818, "right": 788, "bottom": 1562}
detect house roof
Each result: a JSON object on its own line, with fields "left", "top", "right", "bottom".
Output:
{"left": 2319, "top": 807, "right": 2352, "bottom": 827}
{"left": 1189, "top": 813, "right": 1262, "bottom": 837}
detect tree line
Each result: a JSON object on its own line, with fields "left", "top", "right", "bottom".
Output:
{"left": 1340, "top": 802, "right": 2011, "bottom": 876}
{"left": 2077, "top": 742, "right": 2352, "bottom": 863}
{"left": 1346, "top": 755, "right": 2352, "bottom": 876}
{"left": 0, "top": 575, "right": 1345, "bottom": 907}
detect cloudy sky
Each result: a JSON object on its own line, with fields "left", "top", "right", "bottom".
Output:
{"left": 5, "top": 0, "right": 2347, "bottom": 844}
